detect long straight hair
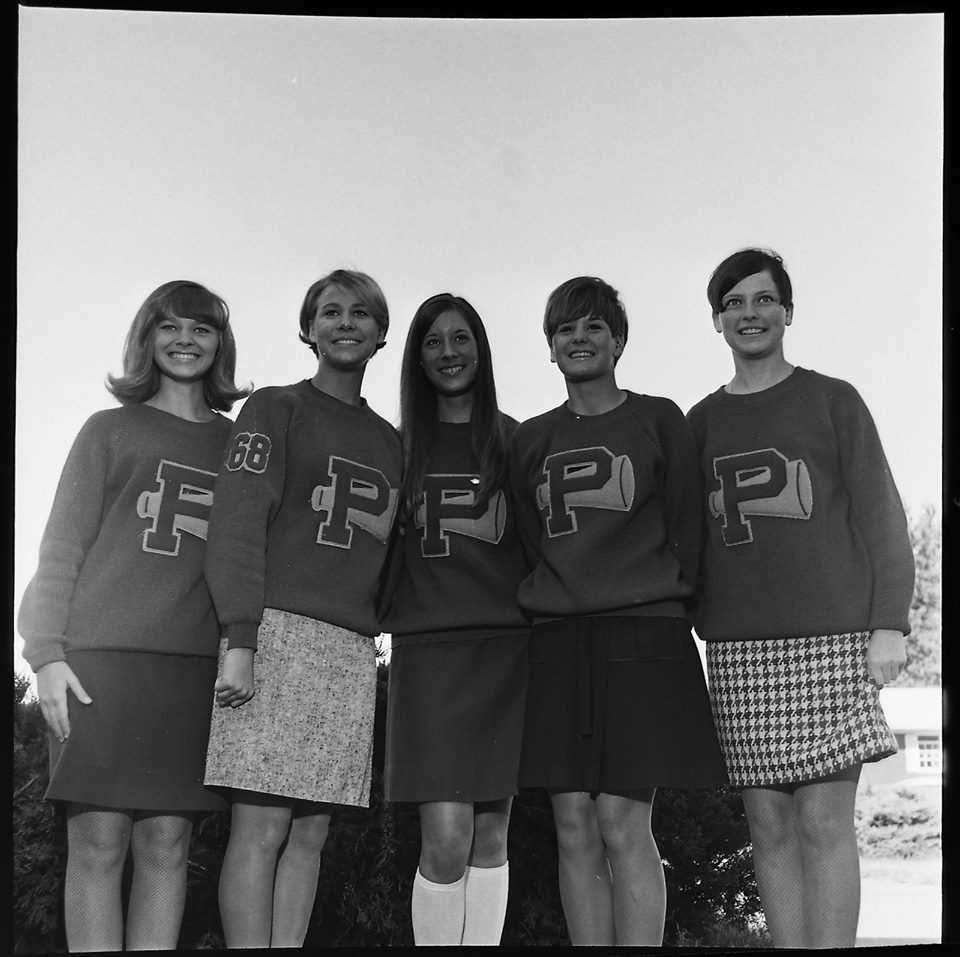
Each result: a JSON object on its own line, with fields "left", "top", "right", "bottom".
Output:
{"left": 106, "top": 280, "right": 249, "bottom": 411}
{"left": 398, "top": 293, "right": 507, "bottom": 525}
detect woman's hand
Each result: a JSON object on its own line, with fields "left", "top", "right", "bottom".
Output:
{"left": 215, "top": 647, "right": 256, "bottom": 708}
{"left": 36, "top": 661, "right": 92, "bottom": 742}
{"left": 866, "top": 629, "right": 908, "bottom": 688}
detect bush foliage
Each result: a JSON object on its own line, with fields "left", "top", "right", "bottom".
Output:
{"left": 13, "top": 665, "right": 763, "bottom": 951}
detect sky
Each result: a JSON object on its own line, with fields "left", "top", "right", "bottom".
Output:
{"left": 15, "top": 11, "right": 944, "bottom": 682}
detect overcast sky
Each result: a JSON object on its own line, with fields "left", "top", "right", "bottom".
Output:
{"left": 16, "top": 11, "right": 944, "bottom": 679}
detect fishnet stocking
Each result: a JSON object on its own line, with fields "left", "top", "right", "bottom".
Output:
{"left": 64, "top": 805, "right": 132, "bottom": 952}
{"left": 125, "top": 813, "right": 194, "bottom": 950}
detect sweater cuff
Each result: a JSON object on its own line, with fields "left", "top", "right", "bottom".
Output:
{"left": 224, "top": 622, "right": 260, "bottom": 650}
{"left": 24, "top": 642, "right": 67, "bottom": 674}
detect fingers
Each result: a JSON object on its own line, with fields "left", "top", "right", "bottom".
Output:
{"left": 214, "top": 678, "right": 255, "bottom": 709}
{"left": 39, "top": 696, "right": 70, "bottom": 743}
{"left": 66, "top": 673, "right": 93, "bottom": 706}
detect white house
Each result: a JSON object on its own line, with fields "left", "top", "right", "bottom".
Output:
{"left": 860, "top": 686, "right": 943, "bottom": 787}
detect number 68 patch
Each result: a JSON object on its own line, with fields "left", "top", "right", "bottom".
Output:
{"left": 225, "top": 432, "right": 272, "bottom": 473}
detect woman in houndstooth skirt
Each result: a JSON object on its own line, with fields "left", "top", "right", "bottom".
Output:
{"left": 686, "top": 248, "right": 916, "bottom": 949}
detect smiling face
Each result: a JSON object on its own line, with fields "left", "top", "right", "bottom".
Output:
{"left": 550, "top": 314, "right": 623, "bottom": 382}
{"left": 713, "top": 269, "right": 793, "bottom": 361}
{"left": 419, "top": 309, "right": 480, "bottom": 397}
{"left": 308, "top": 284, "right": 385, "bottom": 370}
{"left": 151, "top": 314, "right": 220, "bottom": 383}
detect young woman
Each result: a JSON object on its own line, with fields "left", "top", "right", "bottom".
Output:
{"left": 381, "top": 293, "right": 529, "bottom": 946}
{"left": 202, "top": 269, "right": 402, "bottom": 948}
{"left": 17, "top": 280, "right": 248, "bottom": 951}
{"left": 686, "top": 248, "right": 914, "bottom": 948}
{"left": 508, "top": 276, "right": 727, "bottom": 946}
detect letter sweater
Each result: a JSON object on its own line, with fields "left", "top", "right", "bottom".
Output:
{"left": 508, "top": 392, "right": 702, "bottom": 622}
{"left": 685, "top": 367, "right": 915, "bottom": 642}
{"left": 204, "top": 380, "right": 402, "bottom": 648}
{"left": 18, "top": 404, "right": 233, "bottom": 671}
{"left": 381, "top": 414, "right": 529, "bottom": 645}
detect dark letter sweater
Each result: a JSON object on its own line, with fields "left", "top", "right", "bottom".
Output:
{"left": 19, "top": 404, "right": 233, "bottom": 670}
{"left": 204, "top": 380, "right": 402, "bottom": 648}
{"left": 381, "top": 415, "right": 529, "bottom": 644}
{"left": 685, "top": 367, "right": 915, "bottom": 641}
{"left": 508, "top": 392, "right": 701, "bottom": 622}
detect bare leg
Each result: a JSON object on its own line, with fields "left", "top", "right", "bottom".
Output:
{"left": 419, "top": 801, "right": 475, "bottom": 883}
{"left": 594, "top": 790, "right": 664, "bottom": 946}
{"left": 270, "top": 803, "right": 331, "bottom": 947}
{"left": 125, "top": 812, "right": 193, "bottom": 950}
{"left": 795, "top": 765, "right": 862, "bottom": 948}
{"left": 550, "top": 791, "right": 614, "bottom": 945}
{"left": 218, "top": 794, "right": 293, "bottom": 948}
{"left": 741, "top": 785, "right": 807, "bottom": 947}
{"left": 63, "top": 804, "right": 133, "bottom": 952}
{"left": 412, "top": 802, "right": 473, "bottom": 945}
{"left": 462, "top": 797, "right": 513, "bottom": 945}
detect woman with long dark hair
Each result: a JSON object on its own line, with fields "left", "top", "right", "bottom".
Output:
{"left": 382, "top": 293, "right": 529, "bottom": 946}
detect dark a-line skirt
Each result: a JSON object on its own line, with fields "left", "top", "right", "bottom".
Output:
{"left": 519, "top": 615, "right": 728, "bottom": 794}
{"left": 705, "top": 630, "right": 898, "bottom": 787}
{"left": 45, "top": 649, "right": 227, "bottom": 813}
{"left": 385, "top": 630, "right": 530, "bottom": 804}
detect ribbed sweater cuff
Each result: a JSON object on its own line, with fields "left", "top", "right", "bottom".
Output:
{"left": 24, "top": 644, "right": 67, "bottom": 673}
{"left": 224, "top": 622, "right": 260, "bottom": 650}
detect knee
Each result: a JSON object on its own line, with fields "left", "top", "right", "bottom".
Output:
{"left": 131, "top": 819, "right": 192, "bottom": 870}
{"left": 287, "top": 815, "right": 331, "bottom": 858}
{"left": 470, "top": 817, "right": 509, "bottom": 867}
{"left": 746, "top": 804, "right": 797, "bottom": 852}
{"left": 420, "top": 818, "right": 472, "bottom": 882}
{"left": 553, "top": 807, "right": 602, "bottom": 860}
{"left": 230, "top": 809, "right": 292, "bottom": 857}
{"left": 70, "top": 827, "right": 129, "bottom": 873}
{"left": 596, "top": 804, "right": 651, "bottom": 856}
{"left": 795, "top": 803, "right": 854, "bottom": 851}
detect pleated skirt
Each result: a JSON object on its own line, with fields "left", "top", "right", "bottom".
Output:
{"left": 519, "top": 616, "right": 728, "bottom": 794}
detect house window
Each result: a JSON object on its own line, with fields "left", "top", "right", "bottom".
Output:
{"left": 905, "top": 733, "right": 942, "bottom": 773}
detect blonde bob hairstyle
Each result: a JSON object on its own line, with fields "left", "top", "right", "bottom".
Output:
{"left": 106, "top": 280, "right": 249, "bottom": 411}
{"left": 298, "top": 269, "right": 390, "bottom": 357}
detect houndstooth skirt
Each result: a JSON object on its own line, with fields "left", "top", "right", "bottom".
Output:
{"left": 204, "top": 608, "right": 377, "bottom": 807}
{"left": 705, "top": 631, "right": 898, "bottom": 787}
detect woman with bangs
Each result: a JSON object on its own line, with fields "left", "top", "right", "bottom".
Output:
{"left": 202, "top": 269, "right": 402, "bottom": 948}
{"left": 508, "top": 276, "right": 726, "bottom": 946}
{"left": 687, "top": 248, "right": 914, "bottom": 947}
{"left": 17, "top": 280, "right": 249, "bottom": 951}
{"left": 380, "top": 293, "right": 529, "bottom": 946}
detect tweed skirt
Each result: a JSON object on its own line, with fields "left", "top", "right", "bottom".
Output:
{"left": 204, "top": 608, "right": 377, "bottom": 807}
{"left": 45, "top": 649, "right": 227, "bottom": 812}
{"left": 705, "top": 631, "right": 898, "bottom": 787}
{"left": 385, "top": 630, "right": 530, "bottom": 804}
{"left": 519, "top": 616, "right": 728, "bottom": 793}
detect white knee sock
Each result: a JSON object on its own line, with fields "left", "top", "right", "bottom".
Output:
{"left": 461, "top": 862, "right": 509, "bottom": 946}
{"left": 411, "top": 867, "right": 466, "bottom": 946}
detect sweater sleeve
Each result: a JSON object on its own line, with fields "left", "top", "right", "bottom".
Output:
{"left": 507, "top": 424, "right": 544, "bottom": 570}
{"left": 17, "top": 416, "right": 109, "bottom": 672}
{"left": 204, "top": 391, "right": 289, "bottom": 650}
{"left": 831, "top": 382, "right": 915, "bottom": 635}
{"left": 656, "top": 399, "right": 704, "bottom": 595}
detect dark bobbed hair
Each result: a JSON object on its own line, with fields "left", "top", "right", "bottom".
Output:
{"left": 298, "top": 269, "right": 390, "bottom": 357}
{"left": 106, "top": 280, "right": 250, "bottom": 411}
{"left": 542, "top": 276, "right": 629, "bottom": 360}
{"left": 707, "top": 248, "right": 793, "bottom": 314}
{"left": 398, "top": 293, "right": 508, "bottom": 525}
